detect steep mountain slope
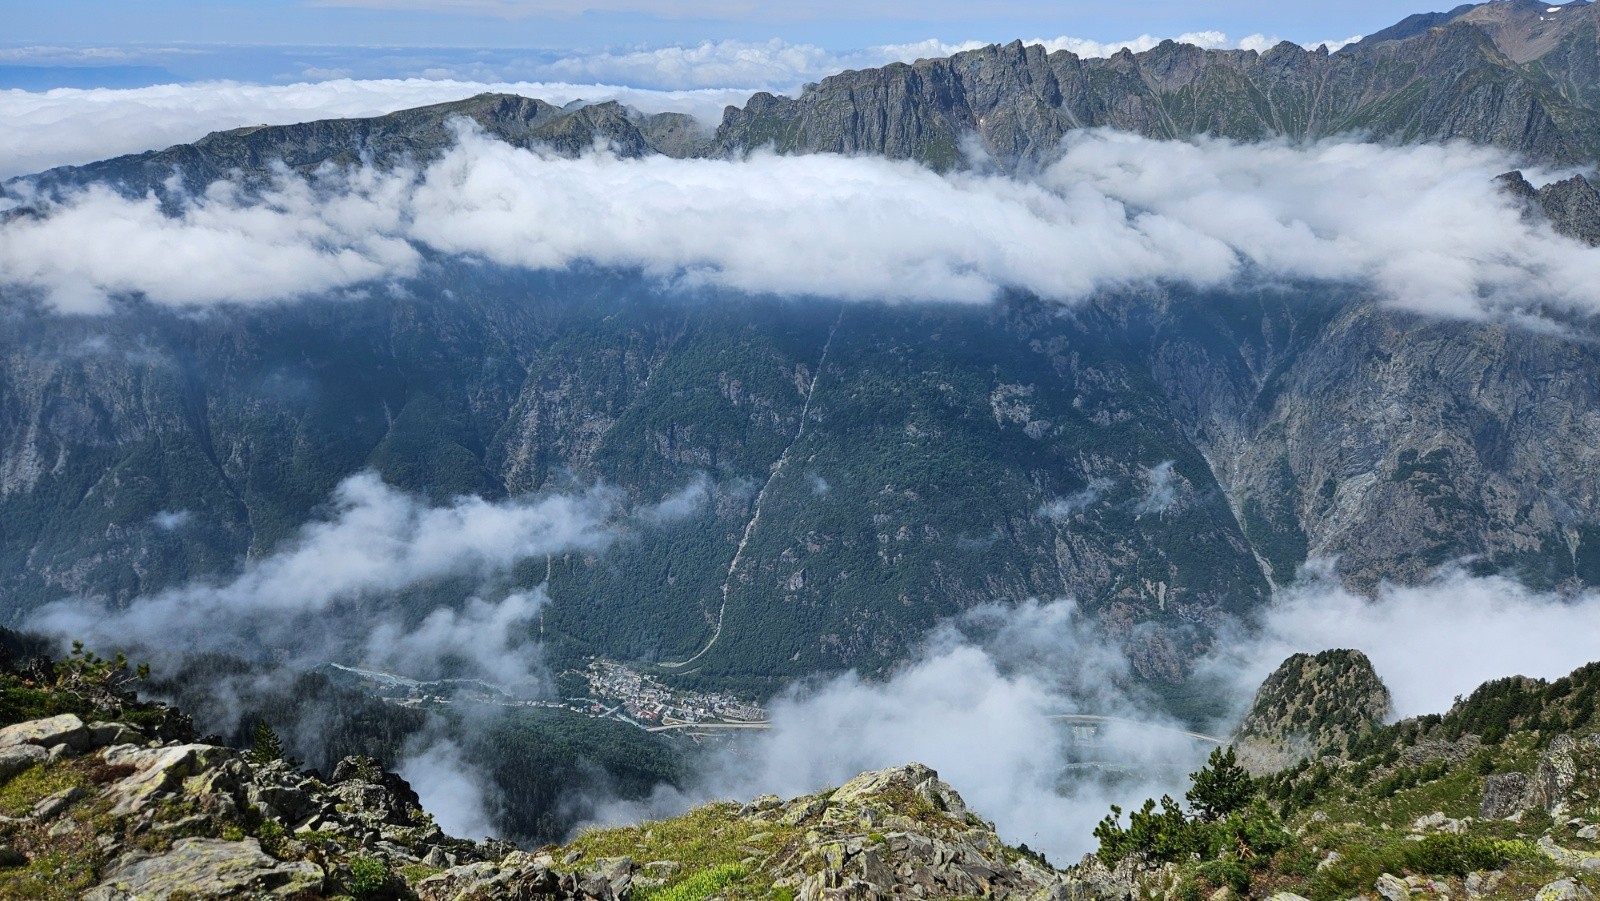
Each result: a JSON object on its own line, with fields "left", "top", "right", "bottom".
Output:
{"left": 5, "top": 1, "right": 1600, "bottom": 694}
{"left": 5, "top": 270, "right": 1599, "bottom": 692}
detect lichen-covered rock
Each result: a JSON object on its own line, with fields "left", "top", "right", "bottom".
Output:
{"left": 102, "top": 743, "right": 226, "bottom": 815}
{"left": 1534, "top": 878, "right": 1596, "bottom": 901}
{"left": 1480, "top": 772, "right": 1530, "bottom": 818}
{"left": 0, "top": 714, "right": 89, "bottom": 754}
{"left": 418, "top": 852, "right": 566, "bottom": 901}
{"left": 84, "top": 837, "right": 323, "bottom": 900}
{"left": 1524, "top": 734, "right": 1600, "bottom": 818}
{"left": 1376, "top": 872, "right": 1411, "bottom": 901}
{"left": 1536, "top": 834, "right": 1600, "bottom": 873}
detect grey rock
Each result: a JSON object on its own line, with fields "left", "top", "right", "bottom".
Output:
{"left": 85, "top": 837, "right": 323, "bottom": 900}
{"left": 1535, "top": 879, "right": 1595, "bottom": 901}
{"left": 0, "top": 714, "right": 89, "bottom": 754}
{"left": 1526, "top": 734, "right": 1600, "bottom": 817}
{"left": 102, "top": 743, "right": 226, "bottom": 815}
{"left": 31, "top": 785, "right": 86, "bottom": 821}
{"left": 0, "top": 744, "right": 48, "bottom": 784}
{"left": 1464, "top": 869, "right": 1503, "bottom": 899}
{"left": 1480, "top": 772, "right": 1530, "bottom": 818}
{"left": 87, "top": 722, "right": 144, "bottom": 748}
{"left": 1375, "top": 872, "right": 1411, "bottom": 901}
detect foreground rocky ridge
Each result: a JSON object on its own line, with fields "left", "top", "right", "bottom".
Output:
{"left": 0, "top": 704, "right": 1065, "bottom": 901}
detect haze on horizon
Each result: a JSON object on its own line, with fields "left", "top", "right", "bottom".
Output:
{"left": 0, "top": 0, "right": 1450, "bottom": 89}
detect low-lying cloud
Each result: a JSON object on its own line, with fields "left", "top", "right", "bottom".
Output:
{"left": 583, "top": 564, "right": 1600, "bottom": 863}
{"left": 586, "top": 598, "right": 1206, "bottom": 864}
{"left": 1211, "top": 563, "right": 1600, "bottom": 719}
{"left": 29, "top": 470, "right": 701, "bottom": 687}
{"left": 5, "top": 127, "right": 1597, "bottom": 319}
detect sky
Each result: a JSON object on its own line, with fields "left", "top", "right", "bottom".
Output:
{"left": 0, "top": 0, "right": 1446, "bottom": 88}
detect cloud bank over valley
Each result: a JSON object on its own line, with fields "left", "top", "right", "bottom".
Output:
{"left": 3, "top": 127, "right": 1596, "bottom": 320}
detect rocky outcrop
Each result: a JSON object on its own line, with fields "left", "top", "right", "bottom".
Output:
{"left": 1497, "top": 170, "right": 1600, "bottom": 245}
{"left": 0, "top": 711, "right": 487, "bottom": 899}
{"left": 84, "top": 837, "right": 324, "bottom": 901}
{"left": 444, "top": 764, "right": 1074, "bottom": 901}
{"left": 1234, "top": 650, "right": 1392, "bottom": 773}
{"left": 1478, "top": 733, "right": 1600, "bottom": 820}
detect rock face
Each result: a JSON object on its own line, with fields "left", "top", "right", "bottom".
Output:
{"left": 1497, "top": 170, "right": 1600, "bottom": 245}
{"left": 4, "top": 270, "right": 1600, "bottom": 686}
{"left": 0, "top": 711, "right": 485, "bottom": 899}
{"left": 1478, "top": 732, "right": 1600, "bottom": 820}
{"left": 1234, "top": 649, "right": 1392, "bottom": 773}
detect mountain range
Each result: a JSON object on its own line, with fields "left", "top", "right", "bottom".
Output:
{"left": 6, "top": 2, "right": 1600, "bottom": 698}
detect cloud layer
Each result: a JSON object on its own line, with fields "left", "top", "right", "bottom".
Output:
{"left": 5, "top": 126, "right": 1597, "bottom": 319}
{"left": 27, "top": 471, "right": 707, "bottom": 688}
{"left": 1214, "top": 563, "right": 1600, "bottom": 719}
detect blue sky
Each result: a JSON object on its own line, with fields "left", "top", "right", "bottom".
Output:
{"left": 7, "top": 1, "right": 1444, "bottom": 62}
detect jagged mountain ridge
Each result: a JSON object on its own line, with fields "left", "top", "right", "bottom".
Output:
{"left": 14, "top": 0, "right": 1600, "bottom": 197}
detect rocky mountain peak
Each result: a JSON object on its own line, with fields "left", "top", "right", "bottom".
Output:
{"left": 1498, "top": 169, "right": 1600, "bottom": 245}
{"left": 1234, "top": 648, "right": 1393, "bottom": 774}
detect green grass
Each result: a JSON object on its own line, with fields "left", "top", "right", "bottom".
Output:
{"left": 640, "top": 863, "right": 749, "bottom": 901}
{"left": 0, "top": 762, "right": 87, "bottom": 817}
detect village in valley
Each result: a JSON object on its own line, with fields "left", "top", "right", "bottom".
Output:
{"left": 572, "top": 659, "right": 768, "bottom": 730}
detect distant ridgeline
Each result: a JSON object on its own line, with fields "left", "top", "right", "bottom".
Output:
{"left": 3, "top": 0, "right": 1600, "bottom": 699}
{"left": 19, "top": 0, "right": 1600, "bottom": 196}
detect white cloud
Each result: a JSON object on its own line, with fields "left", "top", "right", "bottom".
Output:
{"left": 1209, "top": 563, "right": 1600, "bottom": 720}
{"left": 150, "top": 509, "right": 191, "bottom": 530}
{"left": 28, "top": 471, "right": 623, "bottom": 684}
{"left": 585, "top": 599, "right": 1206, "bottom": 863}
{"left": 1038, "top": 477, "right": 1112, "bottom": 521}
{"left": 536, "top": 32, "right": 1362, "bottom": 92}
{"left": 1132, "top": 461, "right": 1178, "bottom": 516}
{"left": 5, "top": 127, "right": 1598, "bottom": 319}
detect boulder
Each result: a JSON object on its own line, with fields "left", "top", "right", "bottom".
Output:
{"left": 87, "top": 722, "right": 144, "bottom": 748}
{"left": 0, "top": 714, "right": 89, "bottom": 754}
{"left": 1534, "top": 879, "right": 1595, "bottom": 901}
{"left": 102, "top": 743, "right": 226, "bottom": 815}
{"left": 31, "top": 785, "right": 86, "bottom": 821}
{"left": 1536, "top": 834, "right": 1600, "bottom": 872}
{"left": 1479, "top": 772, "right": 1529, "bottom": 818}
{"left": 84, "top": 837, "right": 323, "bottom": 900}
{"left": 1376, "top": 872, "right": 1411, "bottom": 901}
